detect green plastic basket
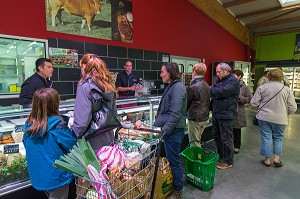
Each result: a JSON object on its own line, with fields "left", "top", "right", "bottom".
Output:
{"left": 180, "top": 146, "right": 219, "bottom": 192}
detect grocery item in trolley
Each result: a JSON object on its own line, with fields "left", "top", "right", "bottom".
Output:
{"left": 96, "top": 145, "right": 125, "bottom": 170}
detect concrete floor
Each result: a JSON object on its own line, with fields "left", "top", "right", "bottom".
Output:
{"left": 183, "top": 109, "right": 300, "bottom": 199}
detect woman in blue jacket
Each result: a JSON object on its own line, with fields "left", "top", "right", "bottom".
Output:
{"left": 23, "top": 88, "right": 76, "bottom": 199}
{"left": 154, "top": 62, "right": 187, "bottom": 199}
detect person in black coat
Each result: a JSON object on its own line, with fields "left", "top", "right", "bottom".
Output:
{"left": 211, "top": 62, "right": 239, "bottom": 170}
{"left": 19, "top": 58, "right": 53, "bottom": 107}
{"left": 187, "top": 63, "right": 210, "bottom": 147}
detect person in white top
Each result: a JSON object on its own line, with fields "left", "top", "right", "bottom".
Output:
{"left": 251, "top": 69, "right": 297, "bottom": 168}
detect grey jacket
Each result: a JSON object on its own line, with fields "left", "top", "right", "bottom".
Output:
{"left": 251, "top": 81, "right": 297, "bottom": 125}
{"left": 154, "top": 80, "right": 187, "bottom": 135}
{"left": 187, "top": 76, "right": 210, "bottom": 122}
{"left": 233, "top": 80, "right": 252, "bottom": 128}
{"left": 72, "top": 78, "right": 116, "bottom": 151}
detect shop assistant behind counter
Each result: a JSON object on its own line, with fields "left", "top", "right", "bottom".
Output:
{"left": 115, "top": 60, "right": 142, "bottom": 97}
{"left": 18, "top": 58, "right": 53, "bottom": 107}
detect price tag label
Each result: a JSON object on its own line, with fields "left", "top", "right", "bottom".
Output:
{"left": 4, "top": 144, "right": 19, "bottom": 154}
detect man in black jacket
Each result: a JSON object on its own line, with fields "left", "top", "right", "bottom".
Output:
{"left": 211, "top": 62, "right": 239, "bottom": 170}
{"left": 19, "top": 58, "right": 53, "bottom": 107}
{"left": 187, "top": 63, "right": 210, "bottom": 147}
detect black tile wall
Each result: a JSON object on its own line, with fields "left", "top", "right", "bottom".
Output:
{"left": 144, "top": 71, "right": 157, "bottom": 80}
{"left": 85, "top": 42, "right": 107, "bottom": 56}
{"left": 58, "top": 39, "right": 85, "bottom": 54}
{"left": 78, "top": 54, "right": 83, "bottom": 64}
{"left": 52, "top": 82, "right": 74, "bottom": 95}
{"left": 48, "top": 38, "right": 58, "bottom": 48}
{"left": 134, "top": 71, "right": 144, "bottom": 80}
{"left": 59, "top": 68, "right": 81, "bottom": 81}
{"left": 46, "top": 38, "right": 170, "bottom": 99}
{"left": 102, "top": 57, "right": 118, "bottom": 69}
{"left": 1, "top": 38, "right": 170, "bottom": 105}
{"left": 52, "top": 67, "right": 59, "bottom": 81}
{"left": 158, "top": 52, "right": 169, "bottom": 62}
{"left": 108, "top": 46, "right": 127, "bottom": 58}
{"left": 154, "top": 80, "right": 163, "bottom": 89}
{"left": 73, "top": 82, "right": 78, "bottom": 94}
{"left": 151, "top": 61, "right": 164, "bottom": 70}
{"left": 136, "top": 60, "right": 151, "bottom": 70}
{"left": 128, "top": 48, "right": 143, "bottom": 59}
{"left": 144, "top": 50, "right": 157, "bottom": 61}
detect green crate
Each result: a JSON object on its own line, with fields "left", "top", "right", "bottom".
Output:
{"left": 180, "top": 146, "right": 219, "bottom": 192}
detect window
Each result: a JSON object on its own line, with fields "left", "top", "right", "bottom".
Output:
{"left": 279, "top": 0, "right": 300, "bottom": 6}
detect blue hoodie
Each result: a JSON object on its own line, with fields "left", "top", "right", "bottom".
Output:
{"left": 23, "top": 116, "right": 76, "bottom": 191}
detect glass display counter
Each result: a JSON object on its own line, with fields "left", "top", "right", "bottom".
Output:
{"left": 0, "top": 95, "right": 161, "bottom": 197}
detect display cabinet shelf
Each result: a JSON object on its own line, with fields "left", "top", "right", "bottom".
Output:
{"left": 0, "top": 95, "right": 161, "bottom": 196}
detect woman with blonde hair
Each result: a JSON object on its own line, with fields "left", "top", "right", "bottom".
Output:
{"left": 72, "top": 53, "right": 117, "bottom": 150}
{"left": 251, "top": 69, "right": 297, "bottom": 167}
{"left": 23, "top": 88, "right": 76, "bottom": 199}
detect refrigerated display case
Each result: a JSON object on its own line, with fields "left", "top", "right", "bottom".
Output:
{"left": 265, "top": 66, "right": 300, "bottom": 99}
{"left": 0, "top": 95, "right": 214, "bottom": 197}
{"left": 0, "top": 96, "right": 161, "bottom": 197}
{"left": 0, "top": 34, "right": 48, "bottom": 95}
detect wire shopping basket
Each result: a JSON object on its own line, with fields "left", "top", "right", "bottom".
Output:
{"left": 180, "top": 141, "right": 219, "bottom": 192}
{"left": 75, "top": 127, "right": 165, "bottom": 199}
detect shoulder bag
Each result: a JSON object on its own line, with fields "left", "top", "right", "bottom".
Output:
{"left": 85, "top": 82, "right": 121, "bottom": 138}
{"left": 253, "top": 85, "right": 284, "bottom": 126}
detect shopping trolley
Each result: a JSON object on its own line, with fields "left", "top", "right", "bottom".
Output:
{"left": 75, "top": 126, "right": 165, "bottom": 199}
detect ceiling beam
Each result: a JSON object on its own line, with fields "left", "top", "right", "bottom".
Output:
{"left": 236, "top": 4, "right": 300, "bottom": 19}
{"left": 250, "top": 16, "right": 300, "bottom": 29}
{"left": 187, "top": 0, "right": 255, "bottom": 50}
{"left": 255, "top": 27, "right": 300, "bottom": 36}
{"left": 222, "top": 0, "right": 258, "bottom": 8}
{"left": 248, "top": 8, "right": 300, "bottom": 29}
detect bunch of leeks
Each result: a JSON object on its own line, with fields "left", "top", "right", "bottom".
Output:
{"left": 54, "top": 139, "right": 101, "bottom": 179}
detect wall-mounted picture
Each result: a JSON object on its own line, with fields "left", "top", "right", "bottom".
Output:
{"left": 49, "top": 47, "right": 78, "bottom": 68}
{"left": 45, "top": 0, "right": 133, "bottom": 42}
{"left": 295, "top": 34, "right": 300, "bottom": 55}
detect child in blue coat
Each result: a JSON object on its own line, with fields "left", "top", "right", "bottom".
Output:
{"left": 23, "top": 88, "right": 76, "bottom": 199}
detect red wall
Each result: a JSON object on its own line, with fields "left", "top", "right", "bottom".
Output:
{"left": 0, "top": 0, "right": 248, "bottom": 84}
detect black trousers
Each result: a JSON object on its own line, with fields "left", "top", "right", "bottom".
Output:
{"left": 212, "top": 117, "right": 234, "bottom": 165}
{"left": 233, "top": 128, "right": 241, "bottom": 149}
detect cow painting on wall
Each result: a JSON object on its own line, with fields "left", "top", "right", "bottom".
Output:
{"left": 45, "top": 0, "right": 133, "bottom": 42}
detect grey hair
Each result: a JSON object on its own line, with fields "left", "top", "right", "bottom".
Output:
{"left": 218, "top": 62, "right": 231, "bottom": 72}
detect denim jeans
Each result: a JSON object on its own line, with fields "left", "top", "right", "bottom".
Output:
{"left": 163, "top": 128, "right": 185, "bottom": 191}
{"left": 258, "top": 120, "right": 286, "bottom": 157}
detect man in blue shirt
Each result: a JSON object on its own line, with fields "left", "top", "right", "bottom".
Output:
{"left": 115, "top": 60, "right": 143, "bottom": 97}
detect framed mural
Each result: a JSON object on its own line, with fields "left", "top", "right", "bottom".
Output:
{"left": 45, "top": 0, "right": 133, "bottom": 43}
{"left": 49, "top": 48, "right": 78, "bottom": 68}
{"left": 295, "top": 34, "right": 300, "bottom": 55}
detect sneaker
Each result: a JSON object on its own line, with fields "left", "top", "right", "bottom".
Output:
{"left": 234, "top": 148, "right": 240, "bottom": 154}
{"left": 168, "top": 190, "right": 183, "bottom": 199}
{"left": 217, "top": 162, "right": 233, "bottom": 170}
